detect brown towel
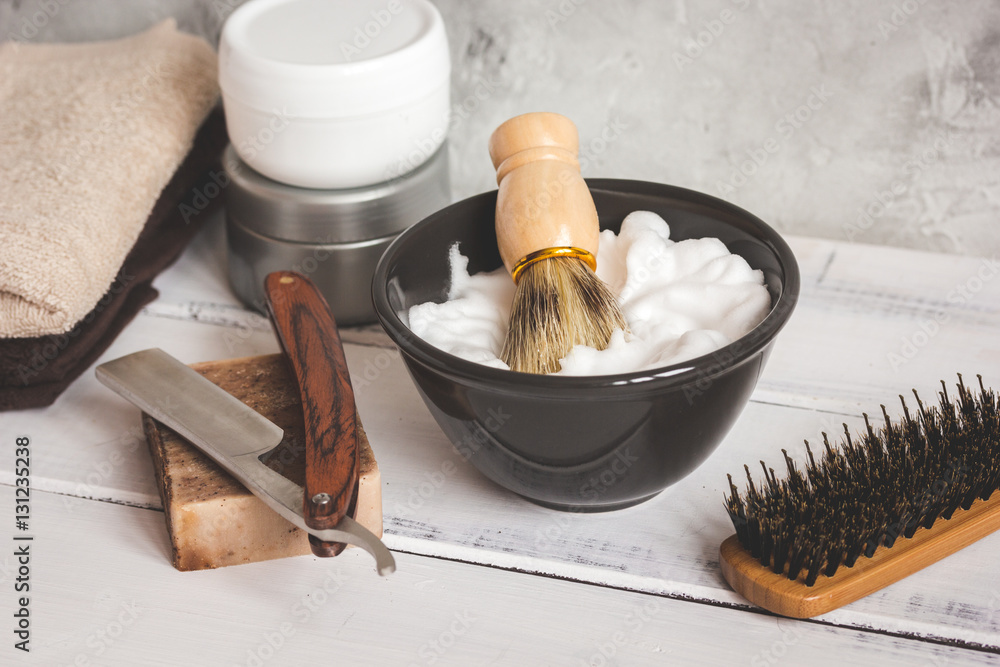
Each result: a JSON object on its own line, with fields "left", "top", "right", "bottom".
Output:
{"left": 0, "top": 20, "right": 219, "bottom": 338}
{"left": 0, "top": 109, "right": 228, "bottom": 411}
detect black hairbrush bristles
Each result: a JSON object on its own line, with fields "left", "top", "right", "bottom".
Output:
{"left": 724, "top": 375, "right": 1000, "bottom": 587}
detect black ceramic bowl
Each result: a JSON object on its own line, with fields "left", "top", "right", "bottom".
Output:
{"left": 372, "top": 179, "right": 799, "bottom": 511}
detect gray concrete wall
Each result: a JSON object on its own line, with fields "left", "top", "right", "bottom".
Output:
{"left": 3, "top": 0, "right": 998, "bottom": 256}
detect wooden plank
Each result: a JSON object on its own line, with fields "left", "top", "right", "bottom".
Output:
{"left": 757, "top": 237, "right": 1000, "bottom": 414}
{"left": 4, "top": 229, "right": 1000, "bottom": 650}
{"left": 1, "top": 485, "right": 994, "bottom": 667}
{"left": 350, "top": 344, "right": 1000, "bottom": 649}
{"left": 24, "top": 340, "right": 995, "bottom": 647}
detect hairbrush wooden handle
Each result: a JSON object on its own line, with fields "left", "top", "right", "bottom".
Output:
{"left": 488, "top": 112, "right": 600, "bottom": 278}
{"left": 264, "top": 271, "right": 359, "bottom": 558}
{"left": 720, "top": 491, "right": 1000, "bottom": 618}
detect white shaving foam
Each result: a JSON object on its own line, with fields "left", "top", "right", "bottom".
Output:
{"left": 406, "top": 211, "right": 771, "bottom": 375}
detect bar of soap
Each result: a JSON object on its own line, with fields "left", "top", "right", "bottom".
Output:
{"left": 142, "top": 353, "right": 382, "bottom": 571}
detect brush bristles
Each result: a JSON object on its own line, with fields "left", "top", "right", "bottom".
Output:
{"left": 500, "top": 256, "right": 629, "bottom": 375}
{"left": 725, "top": 375, "right": 1000, "bottom": 586}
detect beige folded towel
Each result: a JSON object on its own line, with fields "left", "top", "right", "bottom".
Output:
{"left": 0, "top": 20, "right": 218, "bottom": 338}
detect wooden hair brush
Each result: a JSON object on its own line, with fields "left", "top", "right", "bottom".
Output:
{"left": 488, "top": 112, "right": 628, "bottom": 374}
{"left": 720, "top": 375, "right": 1000, "bottom": 618}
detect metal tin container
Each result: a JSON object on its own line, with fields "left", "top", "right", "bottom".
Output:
{"left": 224, "top": 143, "right": 449, "bottom": 325}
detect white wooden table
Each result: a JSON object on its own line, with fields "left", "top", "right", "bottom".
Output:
{"left": 2, "top": 213, "right": 999, "bottom": 666}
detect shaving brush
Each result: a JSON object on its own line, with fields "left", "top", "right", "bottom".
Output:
{"left": 488, "top": 112, "right": 628, "bottom": 374}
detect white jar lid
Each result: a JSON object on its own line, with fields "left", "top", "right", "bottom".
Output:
{"left": 219, "top": 0, "right": 450, "bottom": 119}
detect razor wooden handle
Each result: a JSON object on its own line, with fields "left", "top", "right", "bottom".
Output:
{"left": 265, "top": 271, "right": 359, "bottom": 558}
{"left": 488, "top": 112, "right": 600, "bottom": 276}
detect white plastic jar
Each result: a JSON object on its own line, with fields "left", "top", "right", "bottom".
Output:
{"left": 219, "top": 0, "right": 451, "bottom": 189}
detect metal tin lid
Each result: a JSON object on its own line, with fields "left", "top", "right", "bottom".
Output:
{"left": 223, "top": 142, "right": 450, "bottom": 244}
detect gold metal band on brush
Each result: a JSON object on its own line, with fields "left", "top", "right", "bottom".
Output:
{"left": 509, "top": 247, "right": 597, "bottom": 284}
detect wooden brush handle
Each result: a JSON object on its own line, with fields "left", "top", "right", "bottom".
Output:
{"left": 720, "top": 491, "right": 1000, "bottom": 618}
{"left": 264, "top": 271, "right": 359, "bottom": 558}
{"left": 488, "top": 112, "right": 600, "bottom": 276}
